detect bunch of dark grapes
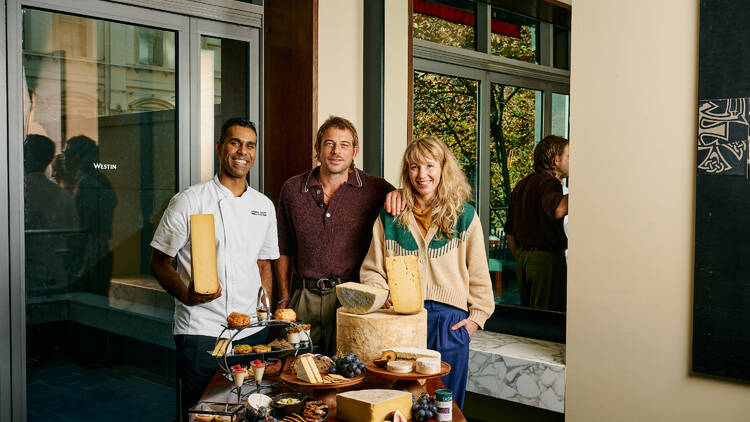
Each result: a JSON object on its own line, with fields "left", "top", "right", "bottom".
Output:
{"left": 328, "top": 353, "right": 365, "bottom": 378}
{"left": 411, "top": 393, "right": 438, "bottom": 422}
{"left": 244, "top": 405, "right": 276, "bottom": 422}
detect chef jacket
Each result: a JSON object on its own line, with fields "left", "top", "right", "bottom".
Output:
{"left": 151, "top": 175, "right": 279, "bottom": 339}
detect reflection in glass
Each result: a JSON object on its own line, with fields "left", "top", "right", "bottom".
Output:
{"left": 551, "top": 93, "right": 570, "bottom": 138}
{"left": 489, "top": 83, "right": 541, "bottom": 305}
{"left": 490, "top": 8, "right": 539, "bottom": 64}
{"left": 413, "top": 70, "right": 479, "bottom": 199}
{"left": 23, "top": 8, "right": 177, "bottom": 421}
{"left": 200, "top": 36, "right": 249, "bottom": 181}
{"left": 413, "top": 0, "right": 476, "bottom": 50}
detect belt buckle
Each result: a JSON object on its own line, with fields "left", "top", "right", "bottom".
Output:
{"left": 316, "top": 278, "right": 331, "bottom": 291}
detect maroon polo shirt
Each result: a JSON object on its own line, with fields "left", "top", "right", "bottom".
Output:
{"left": 504, "top": 172, "right": 567, "bottom": 251}
{"left": 277, "top": 167, "right": 395, "bottom": 280}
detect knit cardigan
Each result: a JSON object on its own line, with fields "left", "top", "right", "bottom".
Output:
{"left": 360, "top": 203, "right": 494, "bottom": 328}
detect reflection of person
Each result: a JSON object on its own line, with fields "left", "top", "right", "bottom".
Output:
{"left": 150, "top": 118, "right": 278, "bottom": 421}
{"left": 504, "top": 135, "right": 569, "bottom": 312}
{"left": 275, "top": 116, "right": 394, "bottom": 356}
{"left": 24, "top": 134, "right": 80, "bottom": 293}
{"left": 62, "top": 135, "right": 118, "bottom": 295}
{"left": 360, "top": 135, "right": 494, "bottom": 409}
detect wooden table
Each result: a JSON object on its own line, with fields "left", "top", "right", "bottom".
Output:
{"left": 199, "top": 370, "right": 466, "bottom": 422}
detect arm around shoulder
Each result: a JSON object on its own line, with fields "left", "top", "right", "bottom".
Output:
{"left": 359, "top": 215, "right": 389, "bottom": 290}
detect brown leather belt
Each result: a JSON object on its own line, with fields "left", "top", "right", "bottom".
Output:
{"left": 292, "top": 276, "right": 354, "bottom": 291}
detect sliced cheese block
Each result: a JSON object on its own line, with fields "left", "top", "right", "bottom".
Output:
{"left": 415, "top": 357, "right": 441, "bottom": 375}
{"left": 190, "top": 214, "right": 219, "bottom": 294}
{"left": 336, "top": 308, "right": 427, "bottom": 362}
{"left": 384, "top": 347, "right": 441, "bottom": 361}
{"left": 336, "top": 389, "right": 412, "bottom": 422}
{"left": 386, "top": 360, "right": 413, "bottom": 374}
{"left": 385, "top": 255, "right": 423, "bottom": 314}
{"left": 295, "top": 355, "right": 322, "bottom": 383}
{"left": 336, "top": 282, "right": 389, "bottom": 314}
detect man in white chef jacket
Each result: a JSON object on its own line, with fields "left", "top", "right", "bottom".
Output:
{"left": 150, "top": 118, "right": 279, "bottom": 421}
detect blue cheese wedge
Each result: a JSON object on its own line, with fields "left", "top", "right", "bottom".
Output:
{"left": 336, "top": 282, "right": 389, "bottom": 314}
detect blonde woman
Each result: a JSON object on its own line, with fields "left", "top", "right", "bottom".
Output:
{"left": 360, "top": 135, "right": 494, "bottom": 409}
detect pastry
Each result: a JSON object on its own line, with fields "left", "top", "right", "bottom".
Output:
{"left": 269, "top": 338, "right": 292, "bottom": 350}
{"left": 193, "top": 414, "right": 213, "bottom": 422}
{"left": 226, "top": 312, "right": 250, "bottom": 328}
{"left": 253, "top": 344, "right": 271, "bottom": 353}
{"left": 233, "top": 344, "right": 253, "bottom": 354}
{"left": 274, "top": 308, "right": 296, "bottom": 322}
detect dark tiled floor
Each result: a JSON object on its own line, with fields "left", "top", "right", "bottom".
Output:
{"left": 28, "top": 359, "right": 175, "bottom": 421}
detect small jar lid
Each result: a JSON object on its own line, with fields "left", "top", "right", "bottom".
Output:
{"left": 435, "top": 389, "right": 452, "bottom": 401}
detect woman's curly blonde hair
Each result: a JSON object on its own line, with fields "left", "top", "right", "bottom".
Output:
{"left": 396, "top": 135, "right": 472, "bottom": 239}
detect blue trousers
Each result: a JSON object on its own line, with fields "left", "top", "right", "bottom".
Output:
{"left": 425, "top": 300, "right": 470, "bottom": 409}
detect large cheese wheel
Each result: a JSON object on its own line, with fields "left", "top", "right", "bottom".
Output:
{"left": 336, "top": 308, "right": 426, "bottom": 362}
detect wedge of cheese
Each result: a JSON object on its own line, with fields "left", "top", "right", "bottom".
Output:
{"left": 385, "top": 255, "right": 423, "bottom": 314}
{"left": 336, "top": 389, "right": 412, "bottom": 422}
{"left": 295, "top": 355, "right": 322, "bottom": 384}
{"left": 190, "top": 214, "right": 219, "bottom": 294}
{"left": 336, "top": 282, "right": 389, "bottom": 314}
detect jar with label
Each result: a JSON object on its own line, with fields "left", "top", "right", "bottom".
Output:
{"left": 434, "top": 389, "right": 452, "bottom": 421}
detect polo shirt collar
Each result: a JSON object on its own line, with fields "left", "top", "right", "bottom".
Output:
{"left": 303, "top": 166, "right": 365, "bottom": 192}
{"left": 213, "top": 174, "right": 250, "bottom": 197}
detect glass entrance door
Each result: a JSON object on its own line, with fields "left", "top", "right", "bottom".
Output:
{"left": 18, "top": 6, "right": 184, "bottom": 421}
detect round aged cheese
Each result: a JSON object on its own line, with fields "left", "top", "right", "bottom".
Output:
{"left": 386, "top": 360, "right": 414, "bottom": 374}
{"left": 336, "top": 308, "right": 427, "bottom": 362}
{"left": 415, "top": 357, "right": 441, "bottom": 375}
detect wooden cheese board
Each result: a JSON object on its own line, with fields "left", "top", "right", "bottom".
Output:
{"left": 364, "top": 360, "right": 451, "bottom": 380}
{"left": 279, "top": 371, "right": 365, "bottom": 389}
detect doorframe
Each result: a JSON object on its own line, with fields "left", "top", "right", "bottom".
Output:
{"left": 189, "top": 18, "right": 263, "bottom": 190}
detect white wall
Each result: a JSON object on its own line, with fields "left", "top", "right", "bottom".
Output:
{"left": 317, "top": 0, "right": 364, "bottom": 169}
{"left": 567, "top": 0, "right": 750, "bottom": 420}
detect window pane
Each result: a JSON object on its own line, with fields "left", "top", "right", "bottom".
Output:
{"left": 413, "top": 71, "right": 479, "bottom": 200}
{"left": 200, "top": 36, "right": 249, "bottom": 181}
{"left": 23, "top": 8, "right": 177, "bottom": 421}
{"left": 553, "top": 26, "right": 570, "bottom": 70}
{"left": 490, "top": 8, "right": 540, "bottom": 64}
{"left": 551, "top": 93, "right": 570, "bottom": 138}
{"left": 413, "top": 0, "right": 476, "bottom": 50}
{"left": 489, "top": 83, "right": 541, "bottom": 305}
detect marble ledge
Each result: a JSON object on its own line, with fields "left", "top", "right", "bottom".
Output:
{"left": 466, "top": 331, "right": 566, "bottom": 413}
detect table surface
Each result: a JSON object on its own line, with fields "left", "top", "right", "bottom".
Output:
{"left": 199, "top": 370, "right": 466, "bottom": 422}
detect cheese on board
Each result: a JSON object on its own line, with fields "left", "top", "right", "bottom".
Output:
{"left": 385, "top": 255, "right": 423, "bottom": 314}
{"left": 386, "top": 360, "right": 413, "bottom": 374}
{"left": 190, "top": 214, "right": 219, "bottom": 294}
{"left": 383, "top": 347, "right": 441, "bottom": 361}
{"left": 336, "top": 282, "right": 389, "bottom": 314}
{"left": 336, "top": 389, "right": 412, "bottom": 422}
{"left": 415, "top": 357, "right": 441, "bottom": 375}
{"left": 337, "top": 308, "right": 427, "bottom": 362}
{"left": 295, "top": 355, "right": 322, "bottom": 383}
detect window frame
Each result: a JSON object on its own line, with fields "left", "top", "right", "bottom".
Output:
{"left": 412, "top": 1, "right": 570, "bottom": 342}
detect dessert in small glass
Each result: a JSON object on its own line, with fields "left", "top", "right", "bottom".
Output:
{"left": 300, "top": 324, "right": 311, "bottom": 343}
{"left": 251, "top": 359, "right": 266, "bottom": 393}
{"left": 256, "top": 305, "right": 268, "bottom": 322}
{"left": 287, "top": 325, "right": 302, "bottom": 345}
{"left": 231, "top": 365, "right": 248, "bottom": 388}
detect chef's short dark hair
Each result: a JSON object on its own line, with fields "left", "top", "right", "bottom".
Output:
{"left": 219, "top": 118, "right": 257, "bottom": 143}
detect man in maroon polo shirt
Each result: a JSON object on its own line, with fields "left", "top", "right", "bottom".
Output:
{"left": 275, "top": 116, "right": 394, "bottom": 355}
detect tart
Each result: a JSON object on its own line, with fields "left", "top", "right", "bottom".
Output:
{"left": 233, "top": 344, "right": 253, "bottom": 354}
{"left": 252, "top": 344, "right": 271, "bottom": 353}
